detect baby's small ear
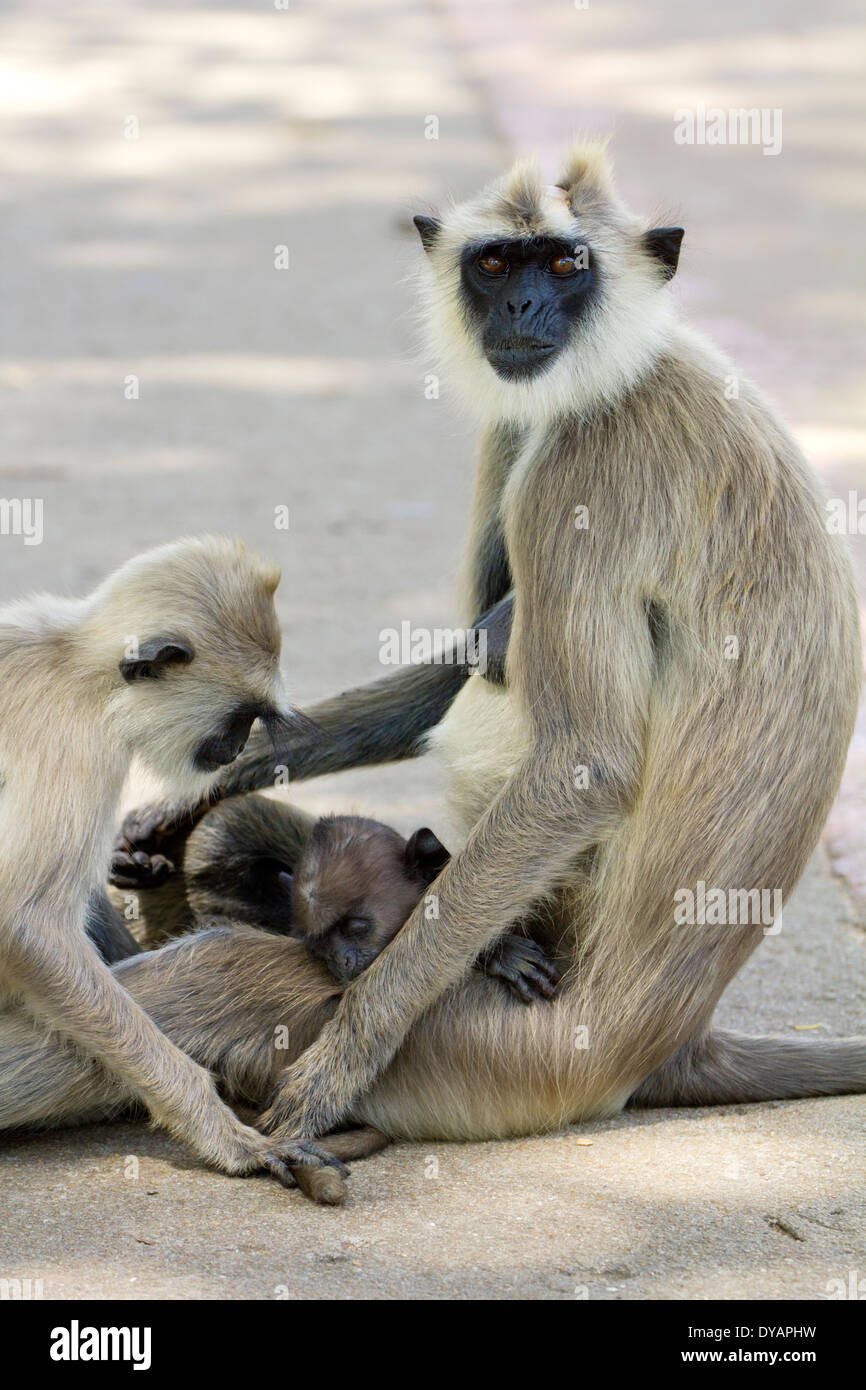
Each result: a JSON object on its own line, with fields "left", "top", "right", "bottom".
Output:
{"left": 405, "top": 827, "right": 450, "bottom": 882}
{"left": 119, "top": 635, "right": 194, "bottom": 682}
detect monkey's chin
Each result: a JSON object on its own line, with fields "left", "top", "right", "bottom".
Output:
{"left": 138, "top": 750, "right": 221, "bottom": 809}
{"left": 485, "top": 346, "right": 558, "bottom": 381}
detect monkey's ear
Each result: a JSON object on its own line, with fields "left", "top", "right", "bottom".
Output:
{"left": 644, "top": 226, "right": 684, "bottom": 281}
{"left": 119, "top": 635, "right": 195, "bottom": 682}
{"left": 413, "top": 214, "right": 441, "bottom": 254}
{"left": 405, "top": 827, "right": 450, "bottom": 882}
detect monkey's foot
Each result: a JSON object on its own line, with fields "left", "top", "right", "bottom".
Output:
{"left": 477, "top": 932, "right": 561, "bottom": 1004}
{"left": 109, "top": 846, "right": 175, "bottom": 890}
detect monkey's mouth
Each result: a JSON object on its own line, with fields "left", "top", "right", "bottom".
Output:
{"left": 485, "top": 339, "right": 557, "bottom": 380}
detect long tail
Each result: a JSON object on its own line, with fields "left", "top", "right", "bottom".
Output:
{"left": 630, "top": 1027, "right": 866, "bottom": 1107}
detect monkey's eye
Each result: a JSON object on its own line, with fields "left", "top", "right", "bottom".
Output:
{"left": 549, "top": 254, "right": 579, "bottom": 276}
{"left": 342, "top": 916, "right": 373, "bottom": 940}
{"left": 478, "top": 252, "right": 508, "bottom": 276}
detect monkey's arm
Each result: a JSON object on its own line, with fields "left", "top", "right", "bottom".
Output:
{"left": 115, "top": 595, "right": 514, "bottom": 859}
{"left": 260, "top": 744, "right": 640, "bottom": 1138}
{"left": 218, "top": 591, "right": 513, "bottom": 792}
{"left": 223, "top": 662, "right": 468, "bottom": 793}
{"left": 4, "top": 904, "right": 345, "bottom": 1186}
{"left": 257, "top": 563, "right": 651, "bottom": 1140}
{"left": 0, "top": 926, "right": 385, "bottom": 1205}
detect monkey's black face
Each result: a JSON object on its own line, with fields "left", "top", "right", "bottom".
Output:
{"left": 460, "top": 237, "right": 596, "bottom": 380}
{"left": 193, "top": 702, "right": 273, "bottom": 772}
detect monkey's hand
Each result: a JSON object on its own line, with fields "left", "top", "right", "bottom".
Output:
{"left": 221, "top": 1125, "right": 350, "bottom": 1194}
{"left": 109, "top": 845, "right": 175, "bottom": 890}
{"left": 476, "top": 931, "right": 561, "bottom": 1003}
{"left": 255, "top": 1018, "right": 367, "bottom": 1142}
{"left": 111, "top": 797, "right": 215, "bottom": 881}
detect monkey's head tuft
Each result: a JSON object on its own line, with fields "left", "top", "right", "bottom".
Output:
{"left": 292, "top": 815, "right": 450, "bottom": 983}
{"left": 413, "top": 139, "right": 683, "bottom": 426}
{"left": 84, "top": 536, "right": 311, "bottom": 803}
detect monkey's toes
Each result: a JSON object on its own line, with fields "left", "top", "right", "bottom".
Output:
{"left": 481, "top": 934, "right": 562, "bottom": 1004}
{"left": 263, "top": 1141, "right": 350, "bottom": 1194}
{"left": 109, "top": 847, "right": 174, "bottom": 890}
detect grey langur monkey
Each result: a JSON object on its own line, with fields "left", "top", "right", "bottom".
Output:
{"left": 0, "top": 536, "right": 344, "bottom": 1190}
{"left": 118, "top": 146, "right": 865, "bottom": 1154}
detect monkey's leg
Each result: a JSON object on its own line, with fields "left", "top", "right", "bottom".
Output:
{"left": 0, "top": 928, "right": 380, "bottom": 1204}
{"left": 5, "top": 919, "right": 345, "bottom": 1186}
{"left": 348, "top": 972, "right": 866, "bottom": 1140}
{"left": 256, "top": 741, "right": 624, "bottom": 1140}
{"left": 629, "top": 1028, "right": 866, "bottom": 1107}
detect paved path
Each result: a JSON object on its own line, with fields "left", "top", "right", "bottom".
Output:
{"left": 0, "top": 0, "right": 863, "bottom": 1299}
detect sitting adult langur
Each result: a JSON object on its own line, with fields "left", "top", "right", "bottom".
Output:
{"left": 0, "top": 536, "right": 344, "bottom": 1188}
{"left": 120, "top": 143, "right": 865, "bottom": 1148}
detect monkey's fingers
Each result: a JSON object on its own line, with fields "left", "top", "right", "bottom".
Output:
{"left": 261, "top": 1157, "right": 299, "bottom": 1190}
{"left": 516, "top": 938, "right": 562, "bottom": 979}
{"left": 285, "top": 1129, "right": 386, "bottom": 1205}
{"left": 270, "top": 1139, "right": 350, "bottom": 1176}
{"left": 119, "top": 796, "right": 213, "bottom": 855}
{"left": 109, "top": 848, "right": 175, "bottom": 890}
{"left": 263, "top": 1146, "right": 350, "bottom": 1199}
{"left": 119, "top": 803, "right": 181, "bottom": 849}
{"left": 479, "top": 933, "right": 562, "bottom": 1004}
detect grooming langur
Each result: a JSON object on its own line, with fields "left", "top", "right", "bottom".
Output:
{"left": 0, "top": 536, "right": 344, "bottom": 1189}
{"left": 120, "top": 145, "right": 865, "bottom": 1148}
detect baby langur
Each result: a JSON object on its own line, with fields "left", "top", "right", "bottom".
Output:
{"left": 0, "top": 536, "right": 344, "bottom": 1190}
{"left": 0, "top": 809, "right": 559, "bottom": 1204}
{"left": 291, "top": 813, "right": 560, "bottom": 1002}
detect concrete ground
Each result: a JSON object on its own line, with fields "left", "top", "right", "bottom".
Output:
{"left": 0, "top": 0, "right": 864, "bottom": 1299}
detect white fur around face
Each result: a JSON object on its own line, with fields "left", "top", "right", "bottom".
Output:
{"left": 415, "top": 155, "right": 677, "bottom": 430}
